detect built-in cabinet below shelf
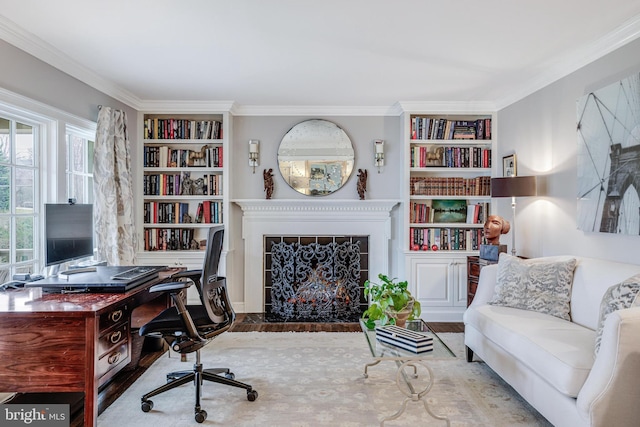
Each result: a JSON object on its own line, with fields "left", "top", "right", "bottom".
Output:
{"left": 401, "top": 109, "right": 496, "bottom": 322}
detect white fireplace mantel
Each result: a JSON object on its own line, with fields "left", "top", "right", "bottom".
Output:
{"left": 233, "top": 199, "right": 400, "bottom": 312}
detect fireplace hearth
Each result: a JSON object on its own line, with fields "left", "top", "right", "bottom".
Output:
{"left": 265, "top": 235, "right": 368, "bottom": 322}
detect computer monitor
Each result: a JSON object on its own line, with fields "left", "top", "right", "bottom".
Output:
{"left": 44, "top": 203, "right": 94, "bottom": 267}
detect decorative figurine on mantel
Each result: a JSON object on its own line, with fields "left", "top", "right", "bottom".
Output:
{"left": 263, "top": 168, "right": 274, "bottom": 200}
{"left": 480, "top": 214, "right": 509, "bottom": 261}
{"left": 357, "top": 169, "right": 368, "bottom": 200}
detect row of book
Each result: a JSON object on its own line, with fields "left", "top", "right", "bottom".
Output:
{"left": 143, "top": 200, "right": 223, "bottom": 224}
{"left": 143, "top": 228, "right": 198, "bottom": 251}
{"left": 410, "top": 202, "right": 490, "bottom": 224}
{"left": 410, "top": 176, "right": 491, "bottom": 196}
{"left": 143, "top": 118, "right": 222, "bottom": 140}
{"left": 410, "top": 146, "right": 491, "bottom": 168}
{"left": 144, "top": 145, "right": 223, "bottom": 168}
{"left": 411, "top": 117, "right": 492, "bottom": 140}
{"left": 409, "top": 227, "right": 484, "bottom": 251}
{"left": 375, "top": 325, "right": 433, "bottom": 353}
{"left": 143, "top": 173, "right": 223, "bottom": 196}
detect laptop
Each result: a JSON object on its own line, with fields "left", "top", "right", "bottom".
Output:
{"left": 26, "top": 265, "right": 167, "bottom": 293}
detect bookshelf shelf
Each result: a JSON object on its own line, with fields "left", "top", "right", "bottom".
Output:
{"left": 137, "top": 111, "right": 230, "bottom": 262}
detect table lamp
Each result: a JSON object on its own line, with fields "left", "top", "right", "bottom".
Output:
{"left": 491, "top": 176, "right": 537, "bottom": 256}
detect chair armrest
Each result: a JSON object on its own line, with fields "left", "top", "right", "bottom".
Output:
{"left": 577, "top": 306, "right": 640, "bottom": 426}
{"left": 168, "top": 269, "right": 202, "bottom": 280}
{"left": 149, "top": 280, "right": 192, "bottom": 293}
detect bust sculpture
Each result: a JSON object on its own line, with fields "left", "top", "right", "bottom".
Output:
{"left": 483, "top": 214, "right": 510, "bottom": 245}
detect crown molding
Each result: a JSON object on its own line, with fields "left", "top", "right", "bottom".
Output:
{"left": 136, "top": 100, "right": 235, "bottom": 113}
{"left": 396, "top": 101, "right": 497, "bottom": 114}
{"left": 0, "top": 15, "right": 143, "bottom": 109}
{"left": 495, "top": 14, "right": 640, "bottom": 110}
{"left": 230, "top": 104, "right": 401, "bottom": 116}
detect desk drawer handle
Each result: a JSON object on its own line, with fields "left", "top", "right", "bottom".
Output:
{"left": 110, "top": 310, "right": 123, "bottom": 323}
{"left": 108, "top": 351, "right": 121, "bottom": 365}
{"left": 109, "top": 330, "right": 122, "bottom": 344}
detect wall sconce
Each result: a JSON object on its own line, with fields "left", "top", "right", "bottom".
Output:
{"left": 248, "top": 139, "right": 259, "bottom": 173}
{"left": 374, "top": 140, "right": 384, "bottom": 173}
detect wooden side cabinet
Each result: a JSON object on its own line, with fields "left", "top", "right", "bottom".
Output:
{"left": 466, "top": 256, "right": 496, "bottom": 306}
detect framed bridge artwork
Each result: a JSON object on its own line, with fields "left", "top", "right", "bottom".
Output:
{"left": 576, "top": 72, "right": 640, "bottom": 235}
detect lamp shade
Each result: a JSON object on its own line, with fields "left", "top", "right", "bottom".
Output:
{"left": 491, "top": 176, "right": 537, "bottom": 198}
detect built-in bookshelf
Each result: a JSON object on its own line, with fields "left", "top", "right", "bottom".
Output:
{"left": 138, "top": 112, "right": 229, "bottom": 259}
{"left": 401, "top": 108, "right": 495, "bottom": 322}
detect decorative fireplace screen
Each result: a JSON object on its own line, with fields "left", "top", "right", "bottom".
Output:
{"left": 265, "top": 236, "right": 367, "bottom": 322}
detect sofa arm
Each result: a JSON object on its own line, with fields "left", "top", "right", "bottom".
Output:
{"left": 577, "top": 306, "right": 640, "bottom": 427}
{"left": 468, "top": 264, "right": 498, "bottom": 308}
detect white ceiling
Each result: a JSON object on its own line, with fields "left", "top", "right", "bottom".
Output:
{"left": 1, "top": 0, "right": 640, "bottom": 114}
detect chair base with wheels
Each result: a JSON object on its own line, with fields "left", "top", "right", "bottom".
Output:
{"left": 140, "top": 345, "right": 257, "bottom": 423}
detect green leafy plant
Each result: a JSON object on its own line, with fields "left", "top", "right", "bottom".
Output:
{"left": 362, "top": 273, "right": 421, "bottom": 329}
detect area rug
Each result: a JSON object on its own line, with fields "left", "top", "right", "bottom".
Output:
{"left": 98, "top": 332, "right": 552, "bottom": 427}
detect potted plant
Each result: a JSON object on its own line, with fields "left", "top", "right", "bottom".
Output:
{"left": 362, "top": 274, "right": 421, "bottom": 329}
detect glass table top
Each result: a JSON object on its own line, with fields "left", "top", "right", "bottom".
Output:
{"left": 360, "top": 319, "right": 456, "bottom": 359}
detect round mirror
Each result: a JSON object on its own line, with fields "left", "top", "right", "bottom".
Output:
{"left": 277, "top": 119, "right": 355, "bottom": 196}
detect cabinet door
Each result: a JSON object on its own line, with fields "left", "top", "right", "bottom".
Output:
{"left": 407, "top": 255, "right": 468, "bottom": 321}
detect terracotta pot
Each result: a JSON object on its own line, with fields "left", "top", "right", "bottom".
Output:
{"left": 386, "top": 299, "right": 414, "bottom": 328}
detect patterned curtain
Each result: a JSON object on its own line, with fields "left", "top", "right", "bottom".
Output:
{"left": 93, "top": 107, "right": 137, "bottom": 265}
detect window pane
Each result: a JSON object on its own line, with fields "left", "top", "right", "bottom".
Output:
{"left": 0, "top": 118, "right": 10, "bottom": 163}
{"left": 0, "top": 267, "right": 9, "bottom": 284}
{"left": 0, "top": 216, "right": 9, "bottom": 263}
{"left": 71, "top": 134, "right": 85, "bottom": 173}
{"left": 15, "top": 167, "right": 34, "bottom": 210}
{"left": 73, "top": 174, "right": 84, "bottom": 202}
{"left": 15, "top": 216, "right": 33, "bottom": 255}
{"left": 16, "top": 123, "right": 34, "bottom": 167}
{"left": 0, "top": 162, "right": 9, "bottom": 214}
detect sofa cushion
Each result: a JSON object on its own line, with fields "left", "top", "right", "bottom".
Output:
{"left": 594, "top": 273, "right": 640, "bottom": 355}
{"left": 489, "top": 254, "right": 577, "bottom": 321}
{"left": 466, "top": 304, "right": 596, "bottom": 397}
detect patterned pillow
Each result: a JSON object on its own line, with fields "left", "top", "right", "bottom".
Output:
{"left": 489, "top": 254, "right": 577, "bottom": 321}
{"left": 594, "top": 274, "right": 640, "bottom": 356}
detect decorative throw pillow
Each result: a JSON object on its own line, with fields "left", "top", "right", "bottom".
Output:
{"left": 489, "top": 254, "right": 577, "bottom": 321}
{"left": 594, "top": 274, "right": 640, "bottom": 356}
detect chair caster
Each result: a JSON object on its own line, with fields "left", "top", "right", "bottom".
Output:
{"left": 141, "top": 400, "right": 154, "bottom": 412}
{"left": 247, "top": 390, "right": 258, "bottom": 401}
{"left": 195, "top": 409, "right": 207, "bottom": 423}
{"left": 225, "top": 372, "right": 235, "bottom": 380}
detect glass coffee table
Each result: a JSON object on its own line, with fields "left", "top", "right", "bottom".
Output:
{"left": 360, "top": 319, "right": 455, "bottom": 426}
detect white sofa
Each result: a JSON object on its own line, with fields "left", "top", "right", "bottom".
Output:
{"left": 463, "top": 256, "right": 640, "bottom": 427}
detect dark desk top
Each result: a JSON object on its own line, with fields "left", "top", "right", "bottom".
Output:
{"left": 0, "top": 268, "right": 179, "bottom": 314}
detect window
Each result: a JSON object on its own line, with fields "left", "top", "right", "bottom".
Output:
{"left": 0, "top": 115, "right": 39, "bottom": 282}
{"left": 66, "top": 128, "right": 94, "bottom": 204}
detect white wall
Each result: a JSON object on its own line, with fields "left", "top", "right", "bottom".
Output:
{"left": 496, "top": 37, "right": 640, "bottom": 263}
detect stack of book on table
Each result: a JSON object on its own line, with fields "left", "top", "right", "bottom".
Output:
{"left": 375, "top": 325, "right": 434, "bottom": 353}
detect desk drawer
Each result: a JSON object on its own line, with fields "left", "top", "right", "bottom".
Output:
{"left": 98, "top": 323, "right": 129, "bottom": 355}
{"left": 97, "top": 341, "right": 129, "bottom": 378}
{"left": 100, "top": 304, "right": 129, "bottom": 330}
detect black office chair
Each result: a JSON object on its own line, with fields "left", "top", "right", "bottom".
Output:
{"left": 139, "top": 225, "right": 258, "bottom": 423}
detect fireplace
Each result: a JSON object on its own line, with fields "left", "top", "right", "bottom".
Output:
{"left": 264, "top": 235, "right": 368, "bottom": 322}
{"left": 233, "top": 199, "right": 400, "bottom": 314}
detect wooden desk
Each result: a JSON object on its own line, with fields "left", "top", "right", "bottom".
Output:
{"left": 0, "top": 269, "right": 177, "bottom": 427}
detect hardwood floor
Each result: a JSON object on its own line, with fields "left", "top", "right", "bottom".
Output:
{"left": 230, "top": 313, "right": 464, "bottom": 333}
